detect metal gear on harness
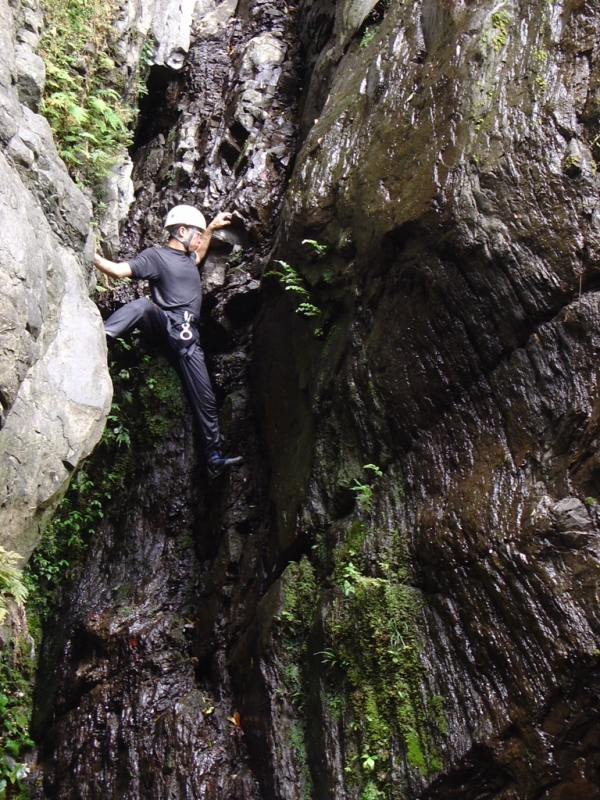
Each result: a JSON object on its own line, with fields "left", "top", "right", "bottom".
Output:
{"left": 180, "top": 311, "right": 194, "bottom": 341}
{"left": 164, "top": 310, "right": 199, "bottom": 357}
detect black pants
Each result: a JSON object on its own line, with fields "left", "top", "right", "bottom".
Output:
{"left": 104, "top": 298, "right": 220, "bottom": 453}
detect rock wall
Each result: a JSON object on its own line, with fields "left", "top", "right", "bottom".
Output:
{"left": 30, "top": 0, "right": 301, "bottom": 795}
{"left": 25, "top": 0, "right": 600, "bottom": 799}
{"left": 0, "top": 0, "right": 111, "bottom": 564}
{"left": 254, "top": 0, "right": 600, "bottom": 797}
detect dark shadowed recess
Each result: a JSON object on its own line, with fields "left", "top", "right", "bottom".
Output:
{"left": 132, "top": 64, "right": 184, "bottom": 150}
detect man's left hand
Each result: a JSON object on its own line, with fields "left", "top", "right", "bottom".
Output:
{"left": 208, "top": 212, "right": 233, "bottom": 230}
{"left": 193, "top": 212, "right": 233, "bottom": 264}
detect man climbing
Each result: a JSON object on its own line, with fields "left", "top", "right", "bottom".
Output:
{"left": 93, "top": 204, "right": 243, "bottom": 480}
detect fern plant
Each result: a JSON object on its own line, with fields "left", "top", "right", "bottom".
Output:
{"left": 38, "top": 0, "right": 147, "bottom": 196}
{"left": 0, "top": 548, "right": 28, "bottom": 623}
{"left": 265, "top": 260, "right": 322, "bottom": 321}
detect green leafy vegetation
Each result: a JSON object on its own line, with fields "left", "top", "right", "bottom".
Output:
{"left": 9, "top": 333, "right": 188, "bottom": 797}
{"left": 360, "top": 27, "right": 377, "bottom": 49}
{"left": 270, "top": 260, "right": 310, "bottom": 297}
{"left": 24, "top": 465, "right": 116, "bottom": 641}
{"left": 277, "top": 557, "right": 318, "bottom": 699}
{"left": 275, "top": 558, "right": 319, "bottom": 797}
{"left": 333, "top": 568, "right": 439, "bottom": 777}
{"left": 24, "top": 343, "right": 145, "bottom": 635}
{"left": 358, "top": 0, "right": 390, "bottom": 49}
{"left": 0, "top": 560, "right": 32, "bottom": 796}
{"left": 350, "top": 464, "right": 383, "bottom": 512}
{"left": 359, "top": 781, "right": 385, "bottom": 800}
{"left": 317, "top": 520, "right": 445, "bottom": 795}
{"left": 266, "top": 260, "right": 322, "bottom": 322}
{"left": 25, "top": 343, "right": 185, "bottom": 641}
{"left": 265, "top": 240, "right": 339, "bottom": 335}
{"left": 301, "top": 239, "right": 328, "bottom": 257}
{"left": 250, "top": 476, "right": 445, "bottom": 798}
{"left": 138, "top": 354, "right": 187, "bottom": 440}
{"left": 38, "top": 0, "right": 151, "bottom": 196}
{"left": 103, "top": 341, "right": 186, "bottom": 447}
{"left": 351, "top": 482, "right": 373, "bottom": 510}
{"left": 0, "top": 550, "right": 28, "bottom": 625}
{"left": 0, "top": 639, "right": 35, "bottom": 798}
{"left": 295, "top": 302, "right": 321, "bottom": 318}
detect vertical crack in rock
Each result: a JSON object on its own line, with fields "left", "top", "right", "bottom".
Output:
{"left": 31, "top": 0, "right": 302, "bottom": 797}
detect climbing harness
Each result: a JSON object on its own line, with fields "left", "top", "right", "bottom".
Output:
{"left": 165, "top": 309, "right": 199, "bottom": 357}
{"left": 180, "top": 311, "right": 194, "bottom": 341}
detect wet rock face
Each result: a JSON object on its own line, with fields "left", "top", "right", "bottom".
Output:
{"left": 0, "top": 0, "right": 111, "bottom": 562}
{"left": 33, "top": 420, "right": 261, "bottom": 799}
{"left": 258, "top": 0, "right": 600, "bottom": 796}
{"left": 31, "top": 0, "right": 600, "bottom": 799}
{"left": 121, "top": 0, "right": 299, "bottom": 264}
{"left": 31, "top": 0, "right": 299, "bottom": 795}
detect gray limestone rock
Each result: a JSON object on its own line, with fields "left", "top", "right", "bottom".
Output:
{"left": 113, "top": 0, "right": 223, "bottom": 72}
{"left": 14, "top": 49, "right": 45, "bottom": 112}
{"left": 29, "top": 0, "right": 600, "bottom": 798}
{"left": 97, "top": 153, "right": 135, "bottom": 261}
{"left": 334, "top": 0, "right": 380, "bottom": 48}
{"left": 0, "top": 0, "right": 112, "bottom": 564}
{"left": 94, "top": 0, "right": 235, "bottom": 246}
{"left": 195, "top": 0, "right": 237, "bottom": 40}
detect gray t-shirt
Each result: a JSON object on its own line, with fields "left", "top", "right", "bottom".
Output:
{"left": 128, "top": 246, "right": 202, "bottom": 317}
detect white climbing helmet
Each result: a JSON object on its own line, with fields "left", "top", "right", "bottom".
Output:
{"left": 164, "top": 204, "right": 207, "bottom": 232}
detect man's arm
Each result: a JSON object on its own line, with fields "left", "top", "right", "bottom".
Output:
{"left": 193, "top": 212, "right": 233, "bottom": 264}
{"left": 93, "top": 253, "right": 133, "bottom": 279}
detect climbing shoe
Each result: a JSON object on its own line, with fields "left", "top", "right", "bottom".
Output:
{"left": 206, "top": 453, "right": 244, "bottom": 480}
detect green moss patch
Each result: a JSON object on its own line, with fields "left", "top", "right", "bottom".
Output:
{"left": 321, "top": 522, "right": 445, "bottom": 793}
{"left": 274, "top": 557, "right": 319, "bottom": 797}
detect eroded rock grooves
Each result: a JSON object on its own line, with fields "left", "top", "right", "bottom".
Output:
{"left": 28, "top": 0, "right": 600, "bottom": 799}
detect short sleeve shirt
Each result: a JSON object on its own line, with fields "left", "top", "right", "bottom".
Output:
{"left": 128, "top": 246, "right": 202, "bottom": 317}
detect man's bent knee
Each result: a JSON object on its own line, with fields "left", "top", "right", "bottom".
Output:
{"left": 104, "top": 297, "right": 158, "bottom": 339}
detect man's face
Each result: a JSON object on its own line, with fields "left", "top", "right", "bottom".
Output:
{"left": 180, "top": 226, "right": 204, "bottom": 250}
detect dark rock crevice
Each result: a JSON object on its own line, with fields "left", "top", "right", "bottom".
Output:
{"left": 132, "top": 64, "right": 184, "bottom": 151}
